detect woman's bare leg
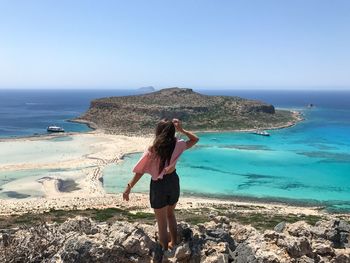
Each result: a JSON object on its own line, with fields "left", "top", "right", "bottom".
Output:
{"left": 154, "top": 206, "right": 169, "bottom": 250}
{"left": 167, "top": 203, "right": 177, "bottom": 249}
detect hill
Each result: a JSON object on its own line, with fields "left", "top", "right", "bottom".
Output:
{"left": 74, "top": 87, "right": 300, "bottom": 135}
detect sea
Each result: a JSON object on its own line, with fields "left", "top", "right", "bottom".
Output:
{"left": 1, "top": 89, "right": 350, "bottom": 212}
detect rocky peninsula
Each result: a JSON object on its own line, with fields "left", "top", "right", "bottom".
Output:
{"left": 74, "top": 87, "right": 301, "bottom": 135}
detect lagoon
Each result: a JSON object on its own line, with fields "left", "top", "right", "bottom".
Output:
{"left": 103, "top": 106, "right": 350, "bottom": 212}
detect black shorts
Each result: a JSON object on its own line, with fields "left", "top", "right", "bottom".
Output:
{"left": 150, "top": 170, "right": 180, "bottom": 209}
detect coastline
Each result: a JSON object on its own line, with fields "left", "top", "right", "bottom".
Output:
{"left": 2, "top": 109, "right": 345, "bottom": 219}
{"left": 0, "top": 107, "right": 303, "bottom": 141}
{"left": 192, "top": 110, "right": 303, "bottom": 134}
{"left": 67, "top": 118, "right": 99, "bottom": 131}
{"left": 0, "top": 118, "right": 96, "bottom": 142}
{"left": 0, "top": 130, "right": 153, "bottom": 198}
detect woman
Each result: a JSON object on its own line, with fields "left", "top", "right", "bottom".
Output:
{"left": 122, "top": 118, "right": 199, "bottom": 252}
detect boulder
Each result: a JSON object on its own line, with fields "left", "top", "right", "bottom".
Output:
{"left": 295, "top": 255, "right": 315, "bottom": 263}
{"left": 121, "top": 228, "right": 155, "bottom": 256}
{"left": 274, "top": 221, "right": 287, "bottom": 233}
{"left": 231, "top": 243, "right": 258, "bottom": 263}
{"left": 58, "top": 216, "right": 96, "bottom": 235}
{"left": 205, "top": 229, "right": 236, "bottom": 251}
{"left": 202, "top": 253, "right": 229, "bottom": 263}
{"left": 331, "top": 252, "right": 350, "bottom": 263}
{"left": 285, "top": 236, "right": 313, "bottom": 258}
{"left": 312, "top": 239, "right": 335, "bottom": 256}
{"left": 286, "top": 221, "right": 311, "bottom": 238}
{"left": 175, "top": 242, "right": 191, "bottom": 261}
{"left": 312, "top": 219, "right": 350, "bottom": 248}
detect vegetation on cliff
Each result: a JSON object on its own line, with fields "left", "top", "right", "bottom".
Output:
{"left": 75, "top": 87, "right": 299, "bottom": 135}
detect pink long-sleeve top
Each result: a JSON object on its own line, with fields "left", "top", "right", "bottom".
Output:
{"left": 132, "top": 138, "right": 187, "bottom": 180}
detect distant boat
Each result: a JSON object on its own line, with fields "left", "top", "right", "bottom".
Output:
{"left": 253, "top": 130, "right": 270, "bottom": 136}
{"left": 307, "top": 103, "right": 315, "bottom": 108}
{"left": 47, "top": 125, "right": 65, "bottom": 132}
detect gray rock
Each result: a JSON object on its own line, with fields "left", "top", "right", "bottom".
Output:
{"left": 175, "top": 242, "right": 191, "bottom": 261}
{"left": 205, "top": 229, "right": 236, "bottom": 251}
{"left": 285, "top": 236, "right": 313, "bottom": 258}
{"left": 264, "top": 230, "right": 283, "bottom": 241}
{"left": 286, "top": 221, "right": 312, "bottom": 238}
{"left": 331, "top": 253, "right": 350, "bottom": 263}
{"left": 177, "top": 221, "right": 193, "bottom": 243}
{"left": 202, "top": 253, "right": 229, "bottom": 263}
{"left": 231, "top": 243, "right": 258, "bottom": 263}
{"left": 121, "top": 228, "right": 154, "bottom": 256}
{"left": 337, "top": 220, "right": 350, "bottom": 233}
{"left": 296, "top": 255, "right": 315, "bottom": 263}
{"left": 58, "top": 216, "right": 95, "bottom": 235}
{"left": 336, "top": 220, "right": 350, "bottom": 248}
{"left": 313, "top": 219, "right": 350, "bottom": 248}
{"left": 274, "top": 221, "right": 287, "bottom": 233}
{"left": 312, "top": 239, "right": 334, "bottom": 256}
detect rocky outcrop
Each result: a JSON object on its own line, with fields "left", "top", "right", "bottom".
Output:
{"left": 75, "top": 87, "right": 298, "bottom": 135}
{"left": 1, "top": 216, "right": 349, "bottom": 263}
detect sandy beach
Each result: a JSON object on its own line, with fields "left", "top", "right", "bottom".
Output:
{"left": 1, "top": 126, "right": 349, "bottom": 221}
{"left": 0, "top": 130, "right": 152, "bottom": 204}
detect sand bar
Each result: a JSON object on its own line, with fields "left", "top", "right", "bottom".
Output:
{"left": 0, "top": 130, "right": 152, "bottom": 200}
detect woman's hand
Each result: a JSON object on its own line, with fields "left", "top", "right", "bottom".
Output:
{"left": 172, "top": 118, "right": 184, "bottom": 132}
{"left": 123, "top": 185, "right": 131, "bottom": 201}
{"left": 123, "top": 173, "right": 143, "bottom": 201}
{"left": 173, "top": 118, "right": 199, "bottom": 149}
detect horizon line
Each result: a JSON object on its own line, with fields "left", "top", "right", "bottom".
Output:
{"left": 0, "top": 86, "right": 349, "bottom": 91}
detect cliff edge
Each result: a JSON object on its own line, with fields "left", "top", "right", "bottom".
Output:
{"left": 1, "top": 216, "right": 349, "bottom": 262}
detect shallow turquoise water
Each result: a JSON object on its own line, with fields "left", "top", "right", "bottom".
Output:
{"left": 103, "top": 108, "right": 350, "bottom": 211}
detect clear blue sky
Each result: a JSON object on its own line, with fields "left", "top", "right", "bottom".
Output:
{"left": 0, "top": 0, "right": 349, "bottom": 89}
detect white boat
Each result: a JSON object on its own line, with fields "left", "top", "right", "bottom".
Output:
{"left": 253, "top": 130, "right": 270, "bottom": 136}
{"left": 47, "top": 125, "right": 65, "bottom": 132}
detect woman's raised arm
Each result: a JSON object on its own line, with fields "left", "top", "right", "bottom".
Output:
{"left": 172, "top": 118, "right": 199, "bottom": 149}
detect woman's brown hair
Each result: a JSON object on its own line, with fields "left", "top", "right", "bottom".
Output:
{"left": 151, "top": 118, "right": 176, "bottom": 173}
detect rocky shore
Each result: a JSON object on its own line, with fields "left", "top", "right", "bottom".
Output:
{"left": 1, "top": 215, "right": 349, "bottom": 263}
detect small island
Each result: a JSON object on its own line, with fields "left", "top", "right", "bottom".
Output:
{"left": 137, "top": 86, "right": 156, "bottom": 93}
{"left": 73, "top": 87, "right": 301, "bottom": 135}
